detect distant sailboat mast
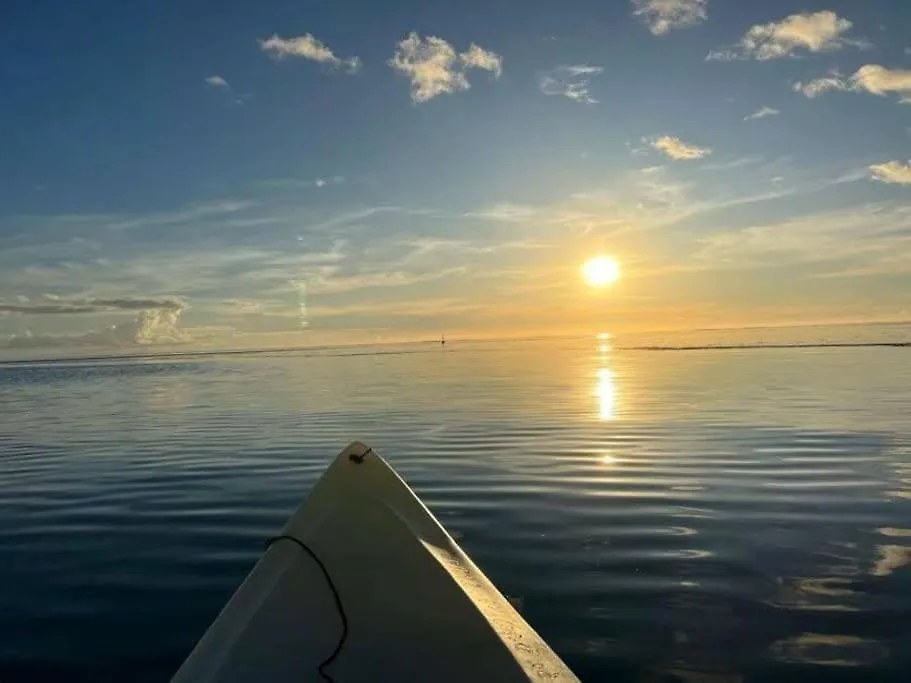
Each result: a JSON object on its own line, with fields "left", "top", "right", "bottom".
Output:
{"left": 441, "top": 333, "right": 445, "bottom": 345}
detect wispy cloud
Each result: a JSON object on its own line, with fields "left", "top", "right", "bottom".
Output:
{"left": 539, "top": 65, "right": 603, "bottom": 103}
{"left": 259, "top": 33, "right": 361, "bottom": 73}
{"left": 567, "top": 158, "right": 870, "bottom": 243}
{"left": 308, "top": 267, "right": 468, "bottom": 295}
{"left": 205, "top": 75, "right": 229, "bottom": 88}
{"left": 794, "top": 65, "right": 911, "bottom": 103}
{"left": 648, "top": 135, "right": 712, "bottom": 160}
{"left": 465, "top": 203, "right": 539, "bottom": 222}
{"left": 260, "top": 176, "right": 345, "bottom": 190}
{"left": 870, "top": 160, "right": 911, "bottom": 185}
{"left": 632, "top": 0, "right": 707, "bottom": 36}
{"left": 388, "top": 33, "right": 502, "bottom": 103}
{"left": 793, "top": 70, "right": 851, "bottom": 98}
{"left": 707, "top": 11, "right": 859, "bottom": 61}
{"left": 744, "top": 106, "right": 779, "bottom": 121}
{"left": 695, "top": 202, "right": 911, "bottom": 277}
{"left": 105, "top": 200, "right": 255, "bottom": 232}
{"left": 700, "top": 156, "right": 763, "bottom": 171}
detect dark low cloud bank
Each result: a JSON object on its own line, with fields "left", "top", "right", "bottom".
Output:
{"left": 0, "top": 297, "right": 184, "bottom": 315}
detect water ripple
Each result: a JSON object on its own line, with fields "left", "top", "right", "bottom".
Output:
{"left": 1, "top": 341, "right": 911, "bottom": 681}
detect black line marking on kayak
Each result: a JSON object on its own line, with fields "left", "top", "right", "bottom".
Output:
{"left": 264, "top": 534, "right": 348, "bottom": 682}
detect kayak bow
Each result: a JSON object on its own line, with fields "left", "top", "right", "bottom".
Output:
{"left": 172, "top": 442, "right": 578, "bottom": 682}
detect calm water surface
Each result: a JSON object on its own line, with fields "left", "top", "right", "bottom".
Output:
{"left": 1, "top": 335, "right": 910, "bottom": 681}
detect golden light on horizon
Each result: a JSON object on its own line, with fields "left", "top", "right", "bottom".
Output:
{"left": 582, "top": 256, "right": 621, "bottom": 288}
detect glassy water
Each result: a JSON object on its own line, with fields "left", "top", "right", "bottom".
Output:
{"left": 1, "top": 334, "right": 910, "bottom": 682}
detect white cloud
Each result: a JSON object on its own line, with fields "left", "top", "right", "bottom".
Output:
{"left": 649, "top": 135, "right": 712, "bottom": 160}
{"left": 744, "top": 106, "right": 780, "bottom": 121}
{"left": 632, "top": 0, "right": 707, "bottom": 36}
{"left": 852, "top": 64, "right": 911, "bottom": 100}
{"left": 539, "top": 65, "right": 603, "bottom": 103}
{"left": 708, "top": 11, "right": 858, "bottom": 61}
{"left": 794, "top": 65, "right": 911, "bottom": 102}
{"left": 205, "top": 75, "right": 229, "bottom": 88}
{"left": 259, "top": 33, "right": 361, "bottom": 73}
{"left": 388, "top": 33, "right": 502, "bottom": 103}
{"left": 793, "top": 71, "right": 851, "bottom": 98}
{"left": 459, "top": 44, "right": 503, "bottom": 78}
{"left": 870, "top": 160, "right": 911, "bottom": 185}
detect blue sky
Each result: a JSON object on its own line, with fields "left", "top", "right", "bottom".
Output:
{"left": 2, "top": 0, "right": 911, "bottom": 352}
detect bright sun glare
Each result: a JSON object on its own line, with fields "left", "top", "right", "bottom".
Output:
{"left": 582, "top": 256, "right": 621, "bottom": 288}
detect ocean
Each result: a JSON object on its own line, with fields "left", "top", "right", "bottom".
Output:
{"left": 1, "top": 326, "right": 910, "bottom": 682}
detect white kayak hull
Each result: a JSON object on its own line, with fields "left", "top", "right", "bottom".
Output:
{"left": 172, "top": 442, "right": 579, "bottom": 682}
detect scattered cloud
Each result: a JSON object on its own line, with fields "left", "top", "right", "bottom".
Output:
{"left": 648, "top": 135, "right": 712, "bottom": 160}
{"left": 539, "top": 65, "right": 603, "bottom": 103}
{"left": 459, "top": 44, "right": 503, "bottom": 78}
{"left": 3, "top": 319, "right": 184, "bottom": 349}
{"left": 794, "top": 65, "right": 911, "bottom": 103}
{"left": 205, "top": 75, "right": 229, "bottom": 88}
{"left": 388, "top": 33, "right": 502, "bottom": 103}
{"left": 870, "top": 160, "right": 911, "bottom": 185}
{"left": 853, "top": 64, "right": 911, "bottom": 102}
{"left": 632, "top": 0, "right": 707, "bottom": 36}
{"left": 744, "top": 106, "right": 780, "bottom": 121}
{"left": 259, "top": 33, "right": 361, "bottom": 73}
{"left": 793, "top": 70, "right": 851, "bottom": 98}
{"left": 0, "top": 297, "right": 188, "bottom": 349}
{"left": 707, "top": 11, "right": 859, "bottom": 61}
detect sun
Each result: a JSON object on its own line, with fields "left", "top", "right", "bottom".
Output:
{"left": 581, "top": 256, "right": 621, "bottom": 288}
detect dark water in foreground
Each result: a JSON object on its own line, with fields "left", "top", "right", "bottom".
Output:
{"left": 1, "top": 334, "right": 910, "bottom": 682}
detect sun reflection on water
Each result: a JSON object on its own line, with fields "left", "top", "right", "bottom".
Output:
{"left": 595, "top": 367, "right": 616, "bottom": 420}
{"left": 593, "top": 333, "right": 615, "bottom": 420}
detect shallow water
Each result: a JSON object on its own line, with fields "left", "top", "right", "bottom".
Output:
{"left": 1, "top": 335, "right": 911, "bottom": 681}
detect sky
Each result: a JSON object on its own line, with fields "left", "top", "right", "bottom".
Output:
{"left": 2, "top": 0, "right": 911, "bottom": 353}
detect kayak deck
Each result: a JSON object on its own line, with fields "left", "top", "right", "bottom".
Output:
{"left": 172, "top": 442, "right": 578, "bottom": 682}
